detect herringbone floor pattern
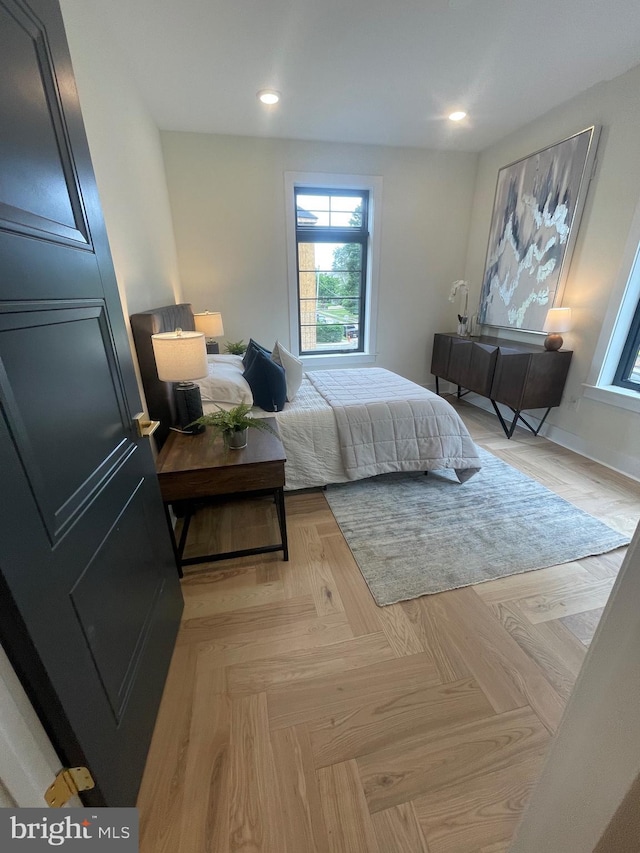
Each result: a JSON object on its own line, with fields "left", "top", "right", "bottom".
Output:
{"left": 137, "top": 400, "right": 640, "bottom": 853}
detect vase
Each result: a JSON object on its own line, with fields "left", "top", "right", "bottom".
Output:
{"left": 225, "top": 427, "right": 248, "bottom": 449}
{"left": 457, "top": 320, "right": 468, "bottom": 337}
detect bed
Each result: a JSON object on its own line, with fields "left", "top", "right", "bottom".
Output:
{"left": 130, "top": 303, "right": 481, "bottom": 490}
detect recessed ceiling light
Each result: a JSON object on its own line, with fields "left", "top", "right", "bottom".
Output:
{"left": 449, "top": 111, "right": 467, "bottom": 122}
{"left": 257, "top": 89, "right": 280, "bottom": 105}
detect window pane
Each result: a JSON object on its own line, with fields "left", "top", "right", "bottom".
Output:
{"left": 297, "top": 194, "right": 329, "bottom": 211}
{"left": 613, "top": 296, "right": 640, "bottom": 390}
{"left": 628, "top": 344, "right": 640, "bottom": 383}
{"left": 298, "top": 243, "right": 362, "bottom": 274}
{"left": 297, "top": 237, "right": 364, "bottom": 351}
{"left": 329, "top": 196, "right": 363, "bottom": 228}
{"left": 299, "top": 321, "right": 360, "bottom": 352}
{"left": 297, "top": 244, "right": 318, "bottom": 353}
{"left": 330, "top": 210, "right": 359, "bottom": 227}
{"left": 297, "top": 208, "right": 329, "bottom": 227}
{"left": 297, "top": 242, "right": 317, "bottom": 273}
{"left": 296, "top": 192, "right": 365, "bottom": 229}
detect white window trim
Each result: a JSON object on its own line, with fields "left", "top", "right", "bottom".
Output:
{"left": 582, "top": 383, "right": 640, "bottom": 413}
{"left": 584, "top": 195, "right": 640, "bottom": 410}
{"left": 284, "top": 171, "right": 382, "bottom": 368}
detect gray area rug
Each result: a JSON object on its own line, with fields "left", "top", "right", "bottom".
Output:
{"left": 325, "top": 448, "right": 630, "bottom": 606}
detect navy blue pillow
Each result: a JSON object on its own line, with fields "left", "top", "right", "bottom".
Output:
{"left": 243, "top": 349, "right": 286, "bottom": 412}
{"left": 242, "top": 338, "right": 272, "bottom": 370}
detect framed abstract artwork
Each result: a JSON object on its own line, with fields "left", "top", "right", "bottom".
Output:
{"left": 478, "top": 126, "right": 600, "bottom": 332}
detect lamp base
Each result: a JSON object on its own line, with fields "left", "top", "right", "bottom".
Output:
{"left": 206, "top": 341, "right": 220, "bottom": 354}
{"left": 544, "top": 333, "right": 563, "bottom": 351}
{"left": 175, "top": 382, "right": 205, "bottom": 434}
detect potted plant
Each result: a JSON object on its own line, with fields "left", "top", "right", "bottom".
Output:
{"left": 191, "top": 403, "right": 277, "bottom": 449}
{"left": 224, "top": 339, "right": 247, "bottom": 355}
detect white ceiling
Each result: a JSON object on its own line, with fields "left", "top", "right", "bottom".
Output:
{"left": 95, "top": 0, "right": 640, "bottom": 152}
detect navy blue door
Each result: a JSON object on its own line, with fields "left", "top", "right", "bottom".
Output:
{"left": 0, "top": 0, "right": 183, "bottom": 805}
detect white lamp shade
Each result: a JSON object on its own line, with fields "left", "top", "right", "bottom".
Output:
{"left": 543, "top": 307, "right": 572, "bottom": 334}
{"left": 151, "top": 331, "right": 208, "bottom": 382}
{"left": 194, "top": 311, "right": 224, "bottom": 338}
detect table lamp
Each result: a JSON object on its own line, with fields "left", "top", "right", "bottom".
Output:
{"left": 543, "top": 307, "right": 572, "bottom": 351}
{"left": 194, "top": 311, "right": 224, "bottom": 354}
{"left": 151, "top": 329, "right": 208, "bottom": 434}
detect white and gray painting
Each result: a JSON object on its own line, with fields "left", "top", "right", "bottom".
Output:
{"left": 479, "top": 128, "right": 594, "bottom": 331}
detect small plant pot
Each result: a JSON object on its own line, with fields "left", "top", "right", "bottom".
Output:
{"left": 225, "top": 427, "right": 248, "bottom": 449}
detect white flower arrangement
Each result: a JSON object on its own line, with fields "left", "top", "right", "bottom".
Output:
{"left": 449, "top": 279, "right": 471, "bottom": 336}
{"left": 449, "top": 279, "right": 469, "bottom": 321}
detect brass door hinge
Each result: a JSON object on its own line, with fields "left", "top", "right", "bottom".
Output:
{"left": 45, "top": 766, "right": 95, "bottom": 807}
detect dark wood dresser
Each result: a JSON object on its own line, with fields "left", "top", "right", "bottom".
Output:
{"left": 431, "top": 333, "right": 573, "bottom": 438}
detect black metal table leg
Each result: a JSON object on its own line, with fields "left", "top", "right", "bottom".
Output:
{"left": 164, "top": 503, "right": 183, "bottom": 578}
{"left": 490, "top": 400, "right": 513, "bottom": 438}
{"left": 506, "top": 410, "right": 520, "bottom": 438}
{"left": 274, "top": 487, "right": 289, "bottom": 561}
{"left": 531, "top": 407, "right": 552, "bottom": 436}
{"left": 176, "top": 504, "right": 193, "bottom": 559}
{"left": 491, "top": 401, "right": 553, "bottom": 439}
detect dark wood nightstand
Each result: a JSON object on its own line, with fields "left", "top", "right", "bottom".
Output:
{"left": 156, "top": 419, "right": 288, "bottom": 575}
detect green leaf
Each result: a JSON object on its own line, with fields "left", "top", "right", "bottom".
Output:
{"left": 189, "top": 404, "right": 278, "bottom": 438}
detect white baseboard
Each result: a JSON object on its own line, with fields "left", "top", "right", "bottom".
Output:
{"left": 427, "top": 382, "right": 640, "bottom": 485}
{"left": 542, "top": 423, "right": 640, "bottom": 485}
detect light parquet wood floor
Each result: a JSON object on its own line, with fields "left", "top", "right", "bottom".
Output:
{"left": 137, "top": 400, "right": 640, "bottom": 853}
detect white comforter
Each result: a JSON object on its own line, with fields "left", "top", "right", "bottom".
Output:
{"left": 307, "top": 369, "right": 481, "bottom": 483}
{"left": 204, "top": 367, "right": 481, "bottom": 490}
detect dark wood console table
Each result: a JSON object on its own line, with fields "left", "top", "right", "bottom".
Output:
{"left": 431, "top": 333, "right": 573, "bottom": 438}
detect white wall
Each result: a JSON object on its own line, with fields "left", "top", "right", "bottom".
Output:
{"left": 464, "top": 63, "right": 640, "bottom": 478}
{"left": 0, "top": 646, "right": 81, "bottom": 807}
{"left": 161, "top": 132, "right": 478, "bottom": 385}
{"left": 59, "top": 0, "right": 182, "bottom": 317}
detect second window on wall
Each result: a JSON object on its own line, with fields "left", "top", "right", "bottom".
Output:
{"left": 613, "top": 293, "right": 640, "bottom": 392}
{"left": 294, "top": 187, "right": 369, "bottom": 355}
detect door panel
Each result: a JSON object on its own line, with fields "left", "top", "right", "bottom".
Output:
{"left": 0, "top": 304, "right": 133, "bottom": 541}
{"left": 70, "top": 480, "right": 166, "bottom": 723}
{"left": 0, "top": 1, "right": 89, "bottom": 244}
{"left": 0, "top": 0, "right": 183, "bottom": 806}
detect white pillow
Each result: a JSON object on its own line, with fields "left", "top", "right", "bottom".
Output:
{"left": 206, "top": 353, "right": 244, "bottom": 369}
{"left": 196, "top": 361, "right": 253, "bottom": 405}
{"left": 272, "top": 340, "right": 303, "bottom": 402}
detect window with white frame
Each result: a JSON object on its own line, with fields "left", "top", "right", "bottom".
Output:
{"left": 285, "top": 173, "right": 381, "bottom": 363}
{"left": 585, "top": 200, "right": 640, "bottom": 411}
{"left": 613, "top": 293, "right": 640, "bottom": 392}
